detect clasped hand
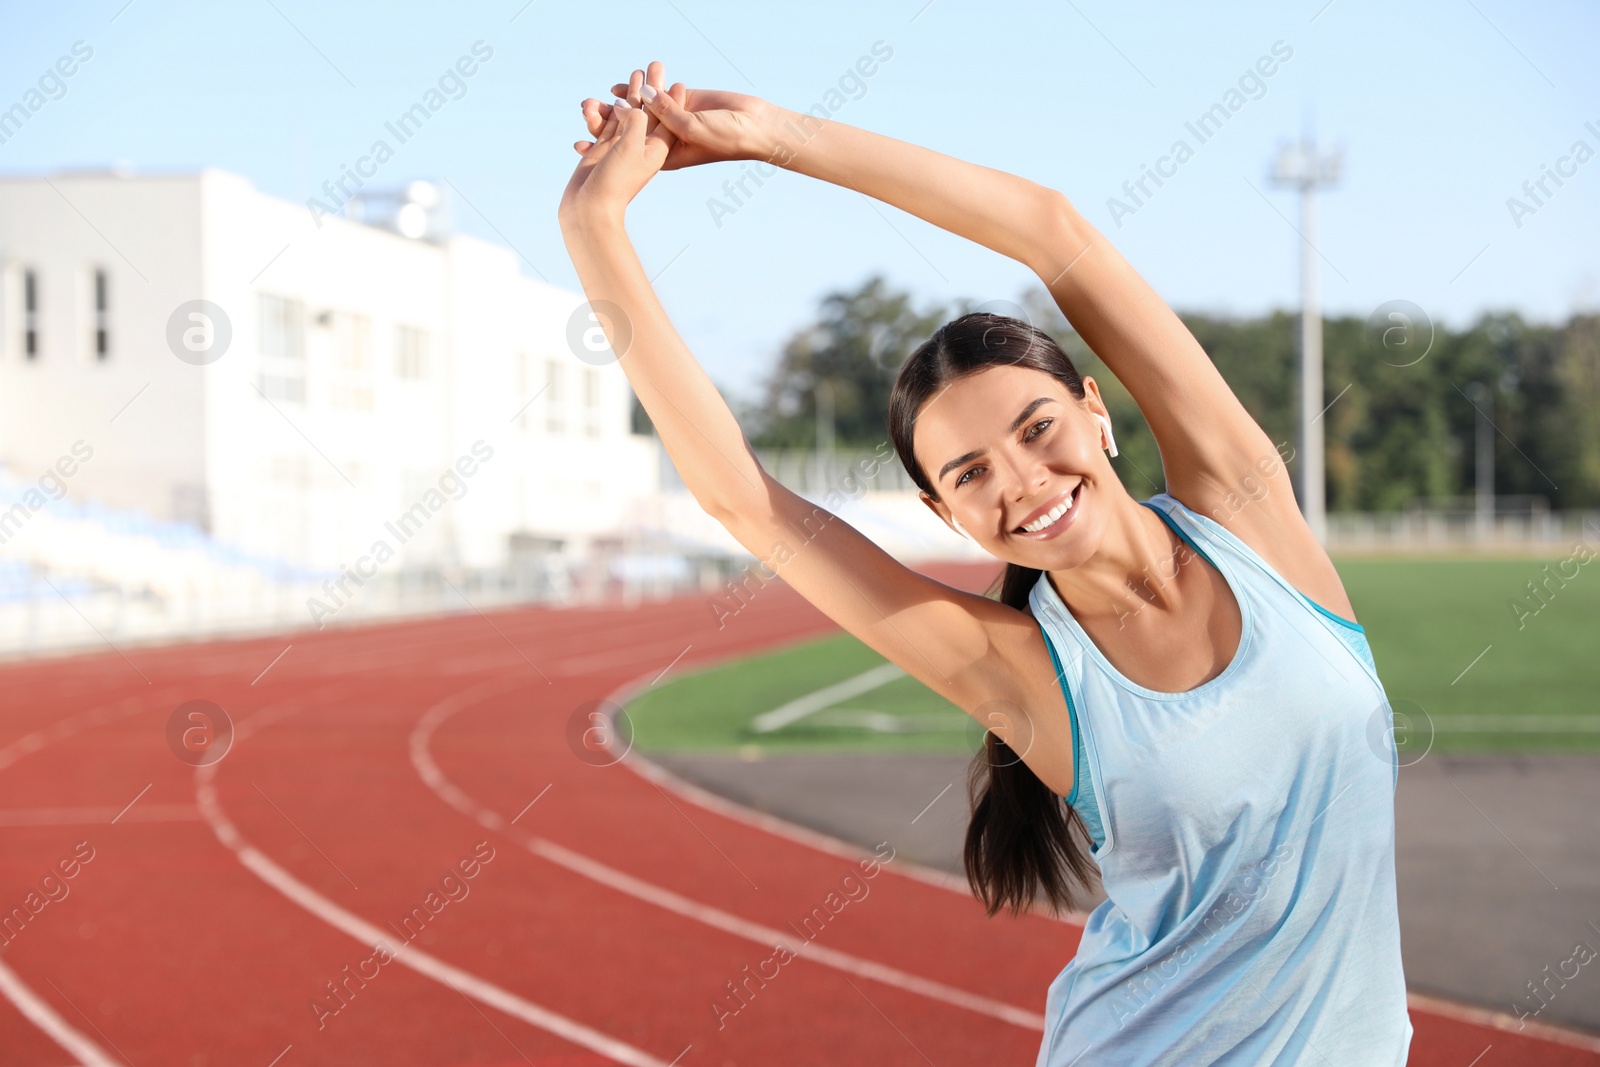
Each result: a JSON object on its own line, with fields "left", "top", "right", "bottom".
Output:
{"left": 558, "top": 60, "right": 774, "bottom": 225}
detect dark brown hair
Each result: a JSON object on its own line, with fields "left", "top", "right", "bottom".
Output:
{"left": 888, "top": 312, "right": 1099, "bottom": 917}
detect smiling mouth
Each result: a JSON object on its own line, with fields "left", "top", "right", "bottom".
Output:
{"left": 1015, "top": 483, "right": 1082, "bottom": 534}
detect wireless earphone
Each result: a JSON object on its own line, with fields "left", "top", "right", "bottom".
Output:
{"left": 1097, "top": 413, "right": 1119, "bottom": 457}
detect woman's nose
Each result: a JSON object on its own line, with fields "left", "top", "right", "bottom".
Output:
{"left": 997, "top": 444, "right": 1049, "bottom": 501}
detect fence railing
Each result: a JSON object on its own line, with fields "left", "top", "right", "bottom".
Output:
{"left": 0, "top": 551, "right": 747, "bottom": 662}
{"left": 1326, "top": 508, "right": 1600, "bottom": 552}
{"left": 661, "top": 446, "right": 922, "bottom": 494}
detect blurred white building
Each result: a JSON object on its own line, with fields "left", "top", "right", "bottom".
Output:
{"left": 0, "top": 167, "right": 658, "bottom": 580}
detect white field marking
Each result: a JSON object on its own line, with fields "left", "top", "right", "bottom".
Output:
{"left": 410, "top": 683, "right": 1047, "bottom": 1032}
{"left": 0, "top": 805, "right": 201, "bottom": 827}
{"left": 749, "top": 662, "right": 907, "bottom": 734}
{"left": 1431, "top": 716, "right": 1600, "bottom": 732}
{"left": 195, "top": 681, "right": 673, "bottom": 1067}
{"left": 806, "top": 710, "right": 971, "bottom": 734}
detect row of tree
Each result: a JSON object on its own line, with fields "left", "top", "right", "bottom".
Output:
{"left": 633, "top": 274, "right": 1600, "bottom": 512}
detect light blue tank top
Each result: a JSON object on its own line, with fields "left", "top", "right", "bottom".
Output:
{"left": 1027, "top": 492, "right": 1413, "bottom": 1066}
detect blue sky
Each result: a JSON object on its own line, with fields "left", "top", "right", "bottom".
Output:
{"left": 3, "top": 0, "right": 1596, "bottom": 403}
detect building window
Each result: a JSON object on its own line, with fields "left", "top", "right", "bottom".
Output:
{"left": 545, "top": 359, "right": 565, "bottom": 434}
{"left": 584, "top": 367, "right": 601, "bottom": 437}
{"left": 23, "top": 269, "right": 38, "bottom": 359}
{"left": 329, "top": 312, "right": 373, "bottom": 410}
{"left": 94, "top": 269, "right": 109, "bottom": 359}
{"left": 257, "top": 294, "right": 307, "bottom": 403}
{"left": 395, "top": 325, "right": 429, "bottom": 379}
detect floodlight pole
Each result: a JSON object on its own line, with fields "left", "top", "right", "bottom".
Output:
{"left": 1467, "top": 381, "right": 1495, "bottom": 543}
{"left": 1271, "top": 137, "right": 1341, "bottom": 545}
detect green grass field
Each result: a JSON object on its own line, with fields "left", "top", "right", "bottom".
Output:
{"left": 626, "top": 557, "right": 1600, "bottom": 758}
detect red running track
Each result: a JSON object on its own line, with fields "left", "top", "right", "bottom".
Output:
{"left": 0, "top": 563, "right": 1595, "bottom": 1066}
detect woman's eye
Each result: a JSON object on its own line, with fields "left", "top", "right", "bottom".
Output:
{"left": 1026, "top": 418, "right": 1054, "bottom": 440}
{"left": 956, "top": 466, "right": 982, "bottom": 488}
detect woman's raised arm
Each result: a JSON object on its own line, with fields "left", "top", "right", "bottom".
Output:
{"left": 691, "top": 95, "right": 1336, "bottom": 606}
{"left": 636, "top": 81, "right": 1282, "bottom": 495}
{"left": 752, "top": 110, "right": 1280, "bottom": 497}
{"left": 559, "top": 70, "right": 1076, "bottom": 788}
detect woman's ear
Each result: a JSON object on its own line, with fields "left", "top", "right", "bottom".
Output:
{"left": 920, "top": 492, "right": 968, "bottom": 540}
{"left": 1077, "top": 376, "right": 1117, "bottom": 455}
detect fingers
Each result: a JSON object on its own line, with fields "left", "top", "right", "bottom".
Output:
{"left": 643, "top": 98, "right": 679, "bottom": 153}
{"left": 610, "top": 100, "right": 647, "bottom": 146}
{"left": 609, "top": 66, "right": 671, "bottom": 99}
{"left": 643, "top": 62, "right": 667, "bottom": 135}
{"left": 594, "top": 64, "right": 674, "bottom": 145}
{"left": 580, "top": 97, "right": 610, "bottom": 138}
{"left": 640, "top": 77, "right": 691, "bottom": 141}
{"left": 599, "top": 98, "right": 623, "bottom": 142}
{"left": 612, "top": 96, "right": 677, "bottom": 156}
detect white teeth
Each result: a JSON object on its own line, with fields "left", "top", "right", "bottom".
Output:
{"left": 1023, "top": 505, "right": 1066, "bottom": 533}
{"left": 1021, "top": 488, "right": 1079, "bottom": 533}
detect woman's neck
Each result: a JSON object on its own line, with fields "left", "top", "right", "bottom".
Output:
{"left": 1046, "top": 490, "right": 1188, "bottom": 625}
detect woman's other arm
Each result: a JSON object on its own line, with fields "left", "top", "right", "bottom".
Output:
{"left": 559, "top": 71, "right": 1074, "bottom": 785}
{"left": 735, "top": 101, "right": 1348, "bottom": 616}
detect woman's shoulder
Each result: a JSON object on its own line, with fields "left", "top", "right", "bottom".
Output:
{"left": 1150, "top": 489, "right": 1359, "bottom": 625}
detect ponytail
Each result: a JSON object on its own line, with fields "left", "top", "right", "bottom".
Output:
{"left": 962, "top": 563, "right": 1099, "bottom": 917}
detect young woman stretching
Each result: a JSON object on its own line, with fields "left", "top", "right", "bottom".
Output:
{"left": 561, "top": 62, "right": 1412, "bottom": 1066}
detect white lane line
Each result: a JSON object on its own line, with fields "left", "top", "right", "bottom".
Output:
{"left": 528, "top": 833, "right": 1045, "bottom": 1030}
{"left": 410, "top": 683, "right": 1046, "bottom": 1032}
{"left": 0, "top": 688, "right": 188, "bottom": 1066}
{"left": 0, "top": 690, "right": 185, "bottom": 772}
{"left": 0, "top": 957, "right": 119, "bottom": 1067}
{"left": 749, "top": 662, "right": 907, "bottom": 734}
{"left": 195, "top": 687, "right": 673, "bottom": 1067}
{"left": 1406, "top": 991, "right": 1600, "bottom": 1052}
{"left": 0, "top": 805, "right": 201, "bottom": 827}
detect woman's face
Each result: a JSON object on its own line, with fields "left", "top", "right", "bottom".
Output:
{"left": 912, "top": 364, "right": 1115, "bottom": 568}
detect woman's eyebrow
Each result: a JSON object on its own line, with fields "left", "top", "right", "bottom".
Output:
{"left": 937, "top": 397, "right": 1057, "bottom": 483}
